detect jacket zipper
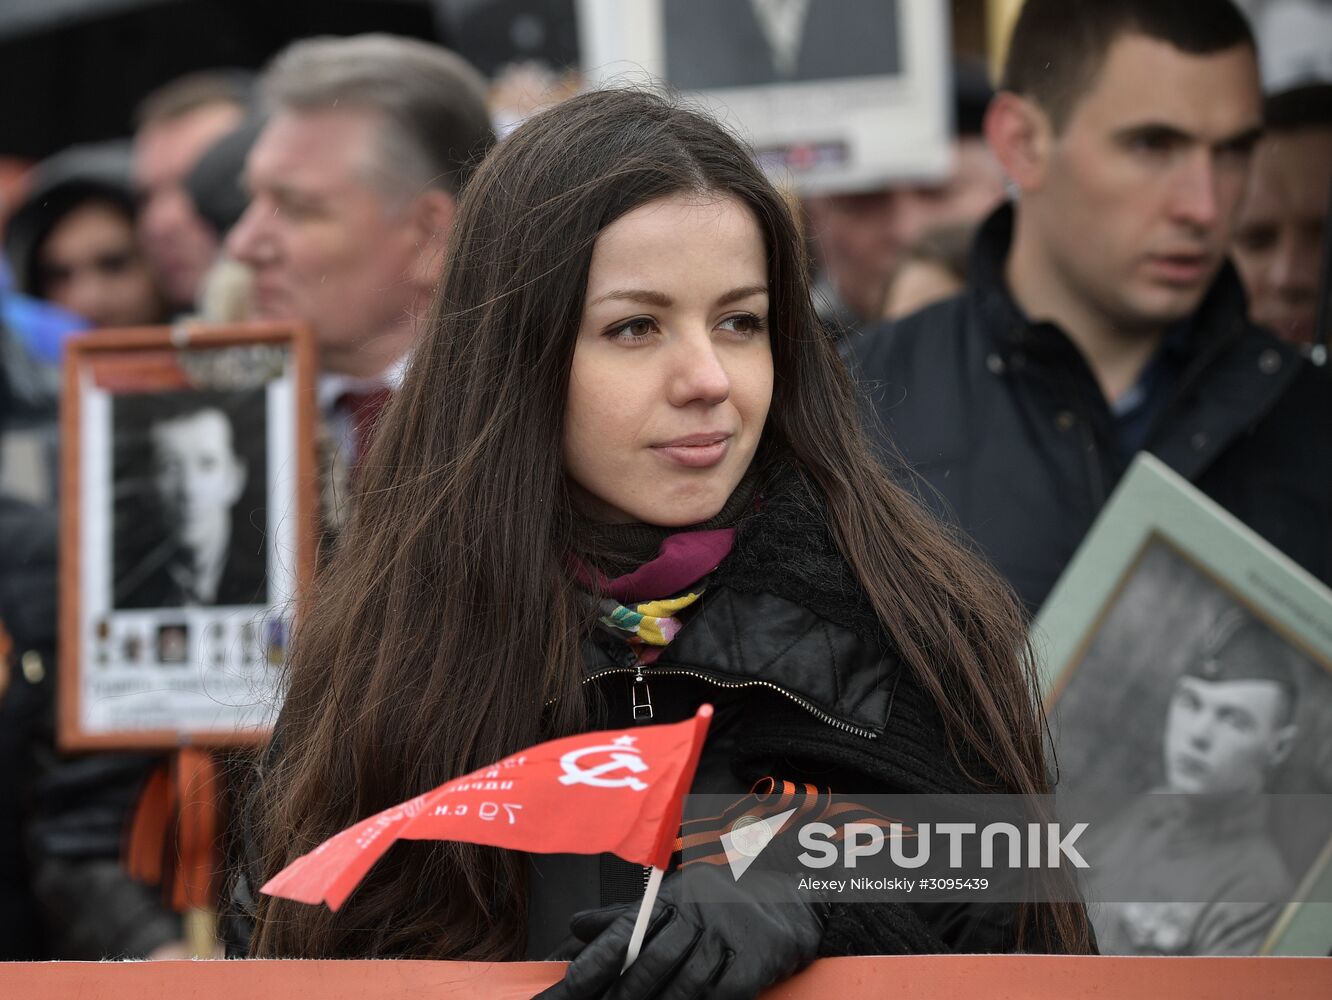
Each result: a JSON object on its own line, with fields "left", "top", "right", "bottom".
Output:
{"left": 606, "top": 662, "right": 877, "bottom": 890}
{"left": 574, "top": 664, "right": 880, "bottom": 740}
{"left": 631, "top": 667, "right": 654, "bottom": 721}
{"left": 631, "top": 668, "right": 654, "bottom": 891}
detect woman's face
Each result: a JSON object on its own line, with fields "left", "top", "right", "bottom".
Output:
{"left": 37, "top": 200, "right": 162, "bottom": 327}
{"left": 564, "top": 192, "right": 773, "bottom": 526}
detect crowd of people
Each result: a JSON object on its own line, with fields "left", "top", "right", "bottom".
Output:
{"left": 0, "top": 0, "right": 1329, "bottom": 989}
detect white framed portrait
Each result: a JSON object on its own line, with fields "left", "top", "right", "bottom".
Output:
{"left": 576, "top": 0, "right": 952, "bottom": 194}
{"left": 60, "top": 322, "right": 317, "bottom": 749}
{"left": 1035, "top": 454, "right": 1332, "bottom": 957}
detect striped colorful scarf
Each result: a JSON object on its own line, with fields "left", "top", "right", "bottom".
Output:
{"left": 581, "top": 528, "right": 736, "bottom": 665}
{"left": 597, "top": 591, "right": 704, "bottom": 664}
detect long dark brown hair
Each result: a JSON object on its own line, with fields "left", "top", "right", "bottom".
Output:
{"left": 248, "top": 88, "right": 1091, "bottom": 958}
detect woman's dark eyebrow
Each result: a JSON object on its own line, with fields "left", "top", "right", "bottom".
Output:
{"left": 590, "top": 284, "right": 768, "bottom": 308}
{"left": 590, "top": 288, "right": 672, "bottom": 307}
{"left": 717, "top": 284, "right": 770, "bottom": 306}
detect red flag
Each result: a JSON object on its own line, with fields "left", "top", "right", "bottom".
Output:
{"left": 261, "top": 705, "right": 713, "bottom": 911}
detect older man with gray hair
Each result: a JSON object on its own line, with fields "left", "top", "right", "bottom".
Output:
{"left": 228, "top": 34, "right": 494, "bottom": 471}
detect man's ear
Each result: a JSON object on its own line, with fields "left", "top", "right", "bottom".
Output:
{"left": 984, "top": 91, "right": 1052, "bottom": 194}
{"left": 406, "top": 188, "right": 459, "bottom": 290}
{"left": 1269, "top": 723, "right": 1298, "bottom": 770}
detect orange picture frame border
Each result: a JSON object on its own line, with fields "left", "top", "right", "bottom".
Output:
{"left": 59, "top": 321, "right": 318, "bottom": 751}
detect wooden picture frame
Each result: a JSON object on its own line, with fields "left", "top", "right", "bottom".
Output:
{"left": 1033, "top": 453, "right": 1332, "bottom": 956}
{"left": 59, "top": 322, "right": 317, "bottom": 750}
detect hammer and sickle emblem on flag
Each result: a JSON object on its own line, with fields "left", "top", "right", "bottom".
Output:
{"left": 558, "top": 735, "right": 650, "bottom": 791}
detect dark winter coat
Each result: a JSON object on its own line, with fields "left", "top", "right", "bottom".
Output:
{"left": 528, "top": 471, "right": 1037, "bottom": 960}
{"left": 0, "top": 493, "right": 57, "bottom": 959}
{"left": 849, "top": 204, "right": 1332, "bottom": 612}
{"left": 0, "top": 493, "right": 180, "bottom": 959}
{"left": 228, "top": 471, "right": 1064, "bottom": 959}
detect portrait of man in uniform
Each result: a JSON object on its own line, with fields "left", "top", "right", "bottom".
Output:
{"left": 1044, "top": 531, "right": 1332, "bottom": 956}
{"left": 1088, "top": 611, "right": 1303, "bottom": 955}
{"left": 112, "top": 389, "right": 268, "bottom": 610}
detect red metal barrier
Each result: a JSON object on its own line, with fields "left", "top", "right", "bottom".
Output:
{"left": 1, "top": 955, "right": 1329, "bottom": 999}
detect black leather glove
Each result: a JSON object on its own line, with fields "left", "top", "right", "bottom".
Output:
{"left": 536, "top": 863, "right": 828, "bottom": 1000}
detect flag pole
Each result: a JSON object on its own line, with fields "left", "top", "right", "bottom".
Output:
{"left": 623, "top": 704, "right": 711, "bottom": 971}
{"left": 622, "top": 864, "right": 665, "bottom": 970}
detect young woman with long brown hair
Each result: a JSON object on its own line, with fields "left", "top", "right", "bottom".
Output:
{"left": 237, "top": 88, "right": 1092, "bottom": 993}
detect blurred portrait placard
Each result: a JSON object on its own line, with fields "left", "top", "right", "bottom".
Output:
{"left": 576, "top": 0, "right": 951, "bottom": 193}
{"left": 60, "top": 323, "right": 317, "bottom": 749}
{"left": 1034, "top": 454, "right": 1332, "bottom": 957}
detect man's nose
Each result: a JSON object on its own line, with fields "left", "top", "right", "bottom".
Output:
{"left": 225, "top": 200, "right": 272, "bottom": 265}
{"left": 159, "top": 476, "right": 187, "bottom": 509}
{"left": 151, "top": 188, "right": 199, "bottom": 240}
{"left": 66, "top": 273, "right": 104, "bottom": 321}
{"left": 1171, "top": 154, "right": 1221, "bottom": 231}
{"left": 1187, "top": 716, "right": 1215, "bottom": 750}
{"left": 138, "top": 191, "right": 172, "bottom": 238}
{"left": 666, "top": 331, "right": 731, "bottom": 407}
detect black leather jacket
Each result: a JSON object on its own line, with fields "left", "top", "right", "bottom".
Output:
{"left": 231, "top": 473, "right": 1054, "bottom": 959}
{"left": 850, "top": 204, "right": 1332, "bottom": 612}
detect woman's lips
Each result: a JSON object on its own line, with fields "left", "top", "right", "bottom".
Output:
{"left": 651, "top": 432, "right": 732, "bottom": 469}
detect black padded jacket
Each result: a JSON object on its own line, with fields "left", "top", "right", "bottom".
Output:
{"left": 227, "top": 471, "right": 1075, "bottom": 959}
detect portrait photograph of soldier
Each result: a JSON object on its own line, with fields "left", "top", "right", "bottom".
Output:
{"left": 110, "top": 388, "right": 269, "bottom": 610}
{"left": 1048, "top": 538, "right": 1332, "bottom": 955}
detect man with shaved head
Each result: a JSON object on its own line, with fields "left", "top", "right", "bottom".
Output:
{"left": 851, "top": 0, "right": 1332, "bottom": 613}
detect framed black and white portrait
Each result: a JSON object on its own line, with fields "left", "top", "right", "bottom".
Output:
{"left": 577, "top": 0, "right": 951, "bottom": 194}
{"left": 1035, "top": 454, "right": 1332, "bottom": 957}
{"left": 60, "top": 322, "right": 317, "bottom": 749}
